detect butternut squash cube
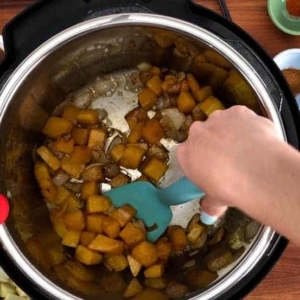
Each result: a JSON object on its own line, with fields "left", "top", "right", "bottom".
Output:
{"left": 142, "top": 119, "right": 164, "bottom": 144}
{"left": 88, "top": 234, "right": 124, "bottom": 254}
{"left": 53, "top": 136, "right": 74, "bottom": 154}
{"left": 82, "top": 165, "right": 104, "bottom": 182}
{"left": 123, "top": 278, "right": 143, "bottom": 298}
{"left": 71, "top": 127, "right": 90, "bottom": 145}
{"left": 177, "top": 91, "right": 196, "bottom": 113}
{"left": 138, "top": 88, "right": 158, "bottom": 110}
{"left": 81, "top": 181, "right": 99, "bottom": 200}
{"left": 64, "top": 210, "right": 85, "bottom": 231}
{"left": 75, "top": 245, "right": 103, "bottom": 265}
{"left": 86, "top": 195, "right": 111, "bottom": 214}
{"left": 61, "top": 157, "right": 85, "bottom": 179}
{"left": 150, "top": 66, "right": 162, "bottom": 76}
{"left": 146, "top": 75, "right": 163, "bottom": 96}
{"left": 76, "top": 109, "right": 99, "bottom": 125}
{"left": 64, "top": 260, "right": 96, "bottom": 282}
{"left": 155, "top": 237, "right": 172, "bottom": 261}
{"left": 187, "top": 73, "right": 201, "bottom": 92}
{"left": 180, "top": 79, "right": 190, "bottom": 92}
{"left": 144, "top": 278, "right": 167, "bottom": 290}
{"left": 140, "top": 157, "right": 168, "bottom": 182}
{"left": 86, "top": 214, "right": 103, "bottom": 233}
{"left": 36, "top": 146, "right": 61, "bottom": 171}
{"left": 193, "top": 86, "right": 212, "bottom": 103}
{"left": 47, "top": 244, "right": 66, "bottom": 266}
{"left": 43, "top": 116, "right": 73, "bottom": 138}
{"left": 69, "top": 146, "right": 92, "bottom": 164}
{"left": 65, "top": 194, "right": 82, "bottom": 212}
{"left": 61, "top": 230, "right": 81, "bottom": 248}
{"left": 110, "top": 172, "right": 130, "bottom": 188}
{"left": 119, "top": 223, "right": 146, "bottom": 247}
{"left": 153, "top": 31, "right": 174, "bottom": 49}
{"left": 132, "top": 241, "right": 158, "bottom": 267}
{"left": 102, "top": 216, "right": 121, "bottom": 239}
{"left": 127, "top": 255, "right": 142, "bottom": 277}
{"left": 127, "top": 125, "right": 143, "bottom": 143}
{"left": 185, "top": 269, "right": 218, "bottom": 289}
{"left": 199, "top": 95, "right": 225, "bottom": 116}
{"left": 104, "top": 254, "right": 128, "bottom": 272}
{"left": 125, "top": 107, "right": 148, "bottom": 130}
{"left": 62, "top": 106, "right": 80, "bottom": 123}
{"left": 119, "top": 145, "right": 146, "bottom": 169}
{"left": 80, "top": 231, "right": 96, "bottom": 247}
{"left": 88, "top": 128, "right": 107, "bottom": 149}
{"left": 132, "top": 288, "right": 168, "bottom": 300}
{"left": 144, "top": 264, "right": 165, "bottom": 278}
{"left": 110, "top": 144, "right": 126, "bottom": 162}
{"left": 167, "top": 226, "right": 188, "bottom": 252}
{"left": 49, "top": 208, "right": 68, "bottom": 239}
{"left": 110, "top": 204, "right": 137, "bottom": 227}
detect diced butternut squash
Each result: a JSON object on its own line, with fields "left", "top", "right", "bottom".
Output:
{"left": 110, "top": 144, "right": 126, "bottom": 162}
{"left": 88, "top": 128, "right": 107, "bottom": 149}
{"left": 187, "top": 73, "right": 201, "bottom": 92}
{"left": 88, "top": 234, "right": 124, "bottom": 254}
{"left": 110, "top": 204, "right": 137, "bottom": 227}
{"left": 177, "top": 91, "right": 196, "bottom": 113}
{"left": 69, "top": 146, "right": 92, "bottom": 164}
{"left": 127, "top": 123, "right": 143, "bottom": 143}
{"left": 81, "top": 181, "right": 99, "bottom": 200}
{"left": 154, "top": 32, "right": 174, "bottom": 49}
{"left": 43, "top": 116, "right": 73, "bottom": 138}
{"left": 123, "top": 278, "right": 143, "bottom": 298}
{"left": 119, "top": 144, "right": 146, "bottom": 169}
{"left": 53, "top": 136, "right": 74, "bottom": 154}
{"left": 67, "top": 275, "right": 102, "bottom": 296}
{"left": 119, "top": 223, "right": 146, "bottom": 247}
{"left": 155, "top": 237, "right": 172, "bottom": 261}
{"left": 61, "top": 230, "right": 81, "bottom": 248}
{"left": 65, "top": 194, "right": 82, "bottom": 212}
{"left": 142, "top": 119, "right": 164, "bottom": 144}
{"left": 82, "top": 165, "right": 104, "bottom": 182}
{"left": 34, "top": 161, "right": 57, "bottom": 203}
{"left": 168, "top": 226, "right": 188, "bottom": 252}
{"left": 140, "top": 157, "right": 168, "bottom": 182}
{"left": 101, "top": 216, "right": 121, "bottom": 239}
{"left": 76, "top": 109, "right": 99, "bottom": 125}
{"left": 161, "top": 78, "right": 176, "bottom": 93}
{"left": 86, "top": 214, "right": 103, "bottom": 233}
{"left": 150, "top": 66, "right": 162, "bottom": 76}
{"left": 187, "top": 223, "right": 205, "bottom": 244}
{"left": 127, "top": 255, "right": 142, "bottom": 277}
{"left": 193, "top": 86, "right": 212, "bottom": 103}
{"left": 146, "top": 75, "right": 163, "bottom": 96}
{"left": 138, "top": 88, "right": 158, "bottom": 110}
{"left": 199, "top": 95, "right": 225, "bottom": 116}
{"left": 144, "top": 264, "right": 165, "bottom": 278}
{"left": 104, "top": 254, "right": 128, "bottom": 272}
{"left": 75, "top": 245, "right": 103, "bottom": 265}
{"left": 132, "top": 241, "right": 158, "bottom": 267}
{"left": 185, "top": 269, "right": 218, "bottom": 289}
{"left": 192, "top": 103, "right": 207, "bottom": 121}
{"left": 64, "top": 259, "right": 96, "bottom": 282}
{"left": 49, "top": 208, "right": 68, "bottom": 239}
{"left": 180, "top": 79, "right": 189, "bottom": 92}
{"left": 64, "top": 210, "right": 85, "bottom": 231}
{"left": 47, "top": 244, "right": 66, "bottom": 266}
{"left": 110, "top": 173, "right": 130, "bottom": 188}
{"left": 86, "top": 195, "right": 111, "bottom": 214}
{"left": 61, "top": 157, "right": 85, "bottom": 179}
{"left": 80, "top": 231, "right": 96, "bottom": 247}
{"left": 71, "top": 128, "right": 90, "bottom": 145}
{"left": 36, "top": 146, "right": 61, "bottom": 171}
{"left": 132, "top": 288, "right": 168, "bottom": 300}
{"left": 62, "top": 106, "right": 80, "bottom": 123}
{"left": 145, "top": 278, "right": 167, "bottom": 290}
{"left": 125, "top": 107, "right": 148, "bottom": 130}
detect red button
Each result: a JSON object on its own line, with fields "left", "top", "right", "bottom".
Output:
{"left": 0, "top": 194, "right": 9, "bottom": 224}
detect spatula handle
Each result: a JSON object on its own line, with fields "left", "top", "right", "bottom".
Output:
{"left": 157, "top": 177, "right": 205, "bottom": 206}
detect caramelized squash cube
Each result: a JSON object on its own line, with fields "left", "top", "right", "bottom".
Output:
{"left": 65, "top": 194, "right": 83, "bottom": 212}
{"left": 150, "top": 66, "right": 162, "bottom": 76}
{"left": 146, "top": 75, "right": 163, "bottom": 96}
{"left": 192, "top": 103, "right": 207, "bottom": 121}
{"left": 187, "top": 73, "right": 201, "bottom": 92}
{"left": 86, "top": 214, "right": 103, "bottom": 234}
{"left": 64, "top": 210, "right": 85, "bottom": 231}
{"left": 81, "top": 181, "right": 99, "bottom": 200}
{"left": 75, "top": 245, "right": 103, "bottom": 265}
{"left": 125, "top": 107, "right": 148, "bottom": 130}
{"left": 64, "top": 260, "right": 96, "bottom": 282}
{"left": 61, "top": 230, "right": 81, "bottom": 248}
{"left": 80, "top": 231, "right": 96, "bottom": 247}
{"left": 47, "top": 244, "right": 66, "bottom": 266}
{"left": 104, "top": 254, "right": 128, "bottom": 272}
{"left": 168, "top": 226, "right": 188, "bottom": 252}
{"left": 138, "top": 88, "right": 158, "bottom": 110}
{"left": 119, "top": 144, "right": 146, "bottom": 169}
{"left": 53, "top": 136, "right": 74, "bottom": 154}
{"left": 140, "top": 157, "right": 168, "bottom": 182}
{"left": 110, "top": 172, "right": 130, "bottom": 188}
{"left": 49, "top": 208, "right": 68, "bottom": 239}
{"left": 154, "top": 32, "right": 174, "bottom": 49}
{"left": 76, "top": 109, "right": 99, "bottom": 125}
{"left": 193, "top": 86, "right": 212, "bottom": 103}
{"left": 132, "top": 241, "right": 158, "bottom": 267}
{"left": 177, "top": 91, "right": 196, "bottom": 113}
{"left": 127, "top": 255, "right": 142, "bottom": 277}
{"left": 43, "top": 116, "right": 73, "bottom": 138}
{"left": 155, "top": 237, "right": 172, "bottom": 261}
{"left": 88, "top": 128, "right": 107, "bottom": 149}
{"left": 185, "top": 269, "right": 218, "bottom": 289}
{"left": 69, "top": 146, "right": 92, "bottom": 164}
{"left": 132, "top": 288, "right": 168, "bottom": 300}
{"left": 110, "top": 204, "right": 137, "bottom": 227}
{"left": 36, "top": 146, "right": 61, "bottom": 171}
{"left": 142, "top": 119, "right": 164, "bottom": 144}
{"left": 119, "top": 223, "right": 146, "bottom": 247}
{"left": 61, "top": 157, "right": 85, "bottom": 179}
{"left": 62, "top": 106, "right": 80, "bottom": 123}
{"left": 110, "top": 144, "right": 126, "bottom": 162}
{"left": 82, "top": 165, "right": 104, "bottom": 182}
{"left": 123, "top": 278, "right": 143, "bottom": 298}
{"left": 199, "top": 95, "right": 225, "bottom": 116}
{"left": 88, "top": 234, "right": 124, "bottom": 254}
{"left": 71, "top": 127, "right": 90, "bottom": 145}
{"left": 102, "top": 216, "right": 121, "bottom": 239}
{"left": 127, "top": 125, "right": 143, "bottom": 143}
{"left": 144, "top": 278, "right": 167, "bottom": 290}
{"left": 144, "top": 264, "right": 165, "bottom": 278}
{"left": 86, "top": 195, "right": 111, "bottom": 214}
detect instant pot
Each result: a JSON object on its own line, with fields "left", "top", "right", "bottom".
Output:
{"left": 0, "top": 0, "right": 299, "bottom": 299}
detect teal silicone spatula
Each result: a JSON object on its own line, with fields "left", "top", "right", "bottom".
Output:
{"left": 104, "top": 177, "right": 205, "bottom": 242}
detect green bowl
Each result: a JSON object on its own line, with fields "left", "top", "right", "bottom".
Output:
{"left": 268, "top": 0, "right": 300, "bottom": 35}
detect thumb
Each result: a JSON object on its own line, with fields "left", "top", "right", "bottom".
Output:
{"left": 200, "top": 195, "right": 228, "bottom": 225}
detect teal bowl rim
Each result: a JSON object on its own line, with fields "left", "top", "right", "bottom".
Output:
{"left": 267, "top": 0, "right": 300, "bottom": 36}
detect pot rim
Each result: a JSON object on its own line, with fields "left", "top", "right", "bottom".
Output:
{"left": 0, "top": 13, "right": 286, "bottom": 300}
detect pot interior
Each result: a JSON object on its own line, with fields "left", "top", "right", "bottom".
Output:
{"left": 0, "top": 21, "right": 272, "bottom": 299}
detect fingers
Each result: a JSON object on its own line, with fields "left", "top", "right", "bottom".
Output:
{"left": 200, "top": 195, "right": 227, "bottom": 225}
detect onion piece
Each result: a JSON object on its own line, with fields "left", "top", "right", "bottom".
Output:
{"left": 73, "top": 88, "right": 94, "bottom": 108}
{"left": 137, "top": 62, "right": 152, "bottom": 72}
{"left": 133, "top": 220, "right": 147, "bottom": 234}
{"left": 181, "top": 259, "right": 196, "bottom": 269}
{"left": 92, "top": 76, "right": 118, "bottom": 96}
{"left": 161, "top": 108, "right": 186, "bottom": 130}
{"left": 64, "top": 182, "right": 83, "bottom": 194}
{"left": 53, "top": 172, "right": 70, "bottom": 187}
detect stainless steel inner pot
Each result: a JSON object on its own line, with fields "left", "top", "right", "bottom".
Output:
{"left": 0, "top": 13, "right": 286, "bottom": 300}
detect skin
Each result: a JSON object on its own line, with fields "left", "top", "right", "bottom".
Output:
{"left": 176, "top": 105, "right": 300, "bottom": 246}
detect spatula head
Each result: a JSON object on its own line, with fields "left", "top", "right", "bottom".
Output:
{"left": 104, "top": 181, "right": 172, "bottom": 242}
